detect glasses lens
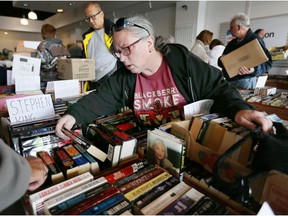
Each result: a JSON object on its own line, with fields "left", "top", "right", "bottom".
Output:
{"left": 121, "top": 47, "right": 131, "bottom": 56}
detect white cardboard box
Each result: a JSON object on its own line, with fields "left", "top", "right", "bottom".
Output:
{"left": 57, "top": 59, "right": 95, "bottom": 81}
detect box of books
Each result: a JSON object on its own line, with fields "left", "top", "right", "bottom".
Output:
{"left": 170, "top": 116, "right": 252, "bottom": 183}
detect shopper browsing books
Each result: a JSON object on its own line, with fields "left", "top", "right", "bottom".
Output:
{"left": 0, "top": 139, "right": 48, "bottom": 213}
{"left": 55, "top": 15, "right": 273, "bottom": 140}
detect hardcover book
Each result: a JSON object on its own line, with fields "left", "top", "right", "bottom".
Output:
{"left": 147, "top": 128, "right": 186, "bottom": 181}
{"left": 96, "top": 122, "right": 137, "bottom": 160}
{"left": 87, "top": 124, "right": 122, "bottom": 168}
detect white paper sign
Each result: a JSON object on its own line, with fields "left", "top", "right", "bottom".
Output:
{"left": 54, "top": 80, "right": 80, "bottom": 99}
{"left": 255, "top": 75, "right": 268, "bottom": 88}
{"left": 6, "top": 94, "right": 55, "bottom": 125}
{"left": 184, "top": 99, "right": 214, "bottom": 120}
{"left": 15, "top": 76, "right": 40, "bottom": 93}
{"left": 12, "top": 55, "right": 41, "bottom": 84}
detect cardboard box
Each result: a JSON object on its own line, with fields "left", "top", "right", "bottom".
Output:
{"left": 57, "top": 59, "right": 95, "bottom": 81}
{"left": 16, "top": 40, "right": 40, "bottom": 53}
{"left": 220, "top": 39, "right": 269, "bottom": 78}
{"left": 260, "top": 170, "right": 288, "bottom": 214}
{"left": 171, "top": 120, "right": 252, "bottom": 183}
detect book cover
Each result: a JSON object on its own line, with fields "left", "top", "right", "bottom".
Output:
{"left": 147, "top": 129, "right": 186, "bottom": 181}
{"left": 140, "top": 181, "right": 192, "bottom": 215}
{"left": 43, "top": 176, "right": 108, "bottom": 215}
{"left": 158, "top": 187, "right": 205, "bottom": 215}
{"left": 28, "top": 172, "right": 93, "bottom": 215}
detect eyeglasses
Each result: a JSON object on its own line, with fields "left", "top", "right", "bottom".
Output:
{"left": 85, "top": 10, "right": 102, "bottom": 22}
{"left": 113, "top": 17, "right": 150, "bottom": 35}
{"left": 112, "top": 36, "right": 148, "bottom": 59}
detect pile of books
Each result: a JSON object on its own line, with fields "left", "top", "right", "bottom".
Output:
{"left": 27, "top": 161, "right": 228, "bottom": 215}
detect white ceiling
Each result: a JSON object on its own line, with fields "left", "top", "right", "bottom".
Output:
{"left": 12, "top": 1, "right": 176, "bottom": 15}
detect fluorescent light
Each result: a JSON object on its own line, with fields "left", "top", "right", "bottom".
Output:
{"left": 20, "top": 16, "right": 29, "bottom": 25}
{"left": 28, "top": 10, "right": 37, "bottom": 20}
{"left": 57, "top": 8, "right": 64, "bottom": 13}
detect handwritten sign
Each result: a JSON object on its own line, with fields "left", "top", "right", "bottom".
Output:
{"left": 6, "top": 94, "right": 55, "bottom": 125}
{"left": 184, "top": 99, "right": 214, "bottom": 120}
{"left": 54, "top": 80, "right": 80, "bottom": 99}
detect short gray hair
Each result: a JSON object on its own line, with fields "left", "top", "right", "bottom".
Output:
{"left": 125, "top": 15, "right": 154, "bottom": 38}
{"left": 231, "top": 13, "right": 250, "bottom": 29}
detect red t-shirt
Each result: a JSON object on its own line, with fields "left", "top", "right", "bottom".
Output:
{"left": 134, "top": 58, "right": 187, "bottom": 127}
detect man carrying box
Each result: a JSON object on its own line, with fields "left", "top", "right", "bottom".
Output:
{"left": 218, "top": 13, "right": 272, "bottom": 89}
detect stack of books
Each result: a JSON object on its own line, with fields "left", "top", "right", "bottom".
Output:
{"left": 27, "top": 160, "right": 228, "bottom": 215}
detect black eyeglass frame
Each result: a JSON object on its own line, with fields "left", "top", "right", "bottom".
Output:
{"left": 85, "top": 10, "right": 102, "bottom": 22}
{"left": 113, "top": 17, "right": 150, "bottom": 36}
{"left": 111, "top": 36, "right": 148, "bottom": 59}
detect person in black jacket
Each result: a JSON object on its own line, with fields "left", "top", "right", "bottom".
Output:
{"left": 55, "top": 15, "right": 273, "bottom": 139}
{"left": 218, "top": 13, "right": 272, "bottom": 89}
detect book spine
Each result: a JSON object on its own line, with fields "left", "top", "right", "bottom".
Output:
{"left": 113, "top": 164, "right": 156, "bottom": 188}
{"left": 101, "top": 199, "right": 132, "bottom": 215}
{"left": 63, "top": 144, "right": 89, "bottom": 166}
{"left": 29, "top": 172, "right": 93, "bottom": 215}
{"left": 140, "top": 181, "right": 191, "bottom": 215}
{"left": 48, "top": 182, "right": 111, "bottom": 215}
{"left": 118, "top": 167, "right": 164, "bottom": 194}
{"left": 52, "top": 147, "right": 77, "bottom": 178}
{"left": 133, "top": 176, "right": 179, "bottom": 209}
{"left": 105, "top": 161, "right": 148, "bottom": 184}
{"left": 179, "top": 144, "right": 186, "bottom": 181}
{"left": 36, "top": 151, "right": 62, "bottom": 176}
{"left": 80, "top": 193, "right": 126, "bottom": 215}
{"left": 44, "top": 176, "right": 107, "bottom": 214}
{"left": 124, "top": 172, "right": 172, "bottom": 201}
{"left": 74, "top": 143, "right": 100, "bottom": 175}
{"left": 61, "top": 186, "right": 119, "bottom": 215}
{"left": 188, "top": 197, "right": 217, "bottom": 215}
{"left": 158, "top": 187, "right": 204, "bottom": 215}
{"left": 98, "top": 123, "right": 132, "bottom": 141}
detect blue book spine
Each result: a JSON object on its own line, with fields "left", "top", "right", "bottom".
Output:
{"left": 80, "top": 193, "right": 126, "bottom": 215}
